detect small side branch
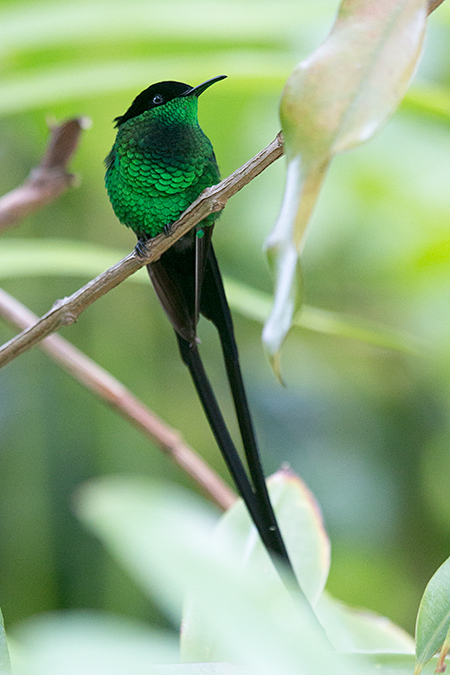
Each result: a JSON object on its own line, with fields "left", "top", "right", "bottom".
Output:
{"left": 0, "top": 133, "right": 284, "bottom": 370}
{"left": 0, "top": 118, "right": 89, "bottom": 231}
{"left": 428, "top": 0, "right": 446, "bottom": 13}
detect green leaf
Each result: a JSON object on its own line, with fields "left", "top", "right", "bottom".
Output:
{"left": 265, "top": 471, "right": 331, "bottom": 604}
{"left": 149, "top": 668, "right": 248, "bottom": 675}
{"left": 0, "top": 0, "right": 333, "bottom": 116}
{"left": 0, "top": 240, "right": 124, "bottom": 280}
{"left": 181, "top": 470, "right": 330, "bottom": 661}
{"left": 0, "top": 608, "right": 11, "bottom": 675}
{"left": 0, "top": 0, "right": 330, "bottom": 56}
{"left": 402, "top": 85, "right": 450, "bottom": 125}
{"left": 358, "top": 654, "right": 438, "bottom": 675}
{"left": 295, "top": 304, "right": 420, "bottom": 355}
{"left": 0, "top": 240, "right": 419, "bottom": 354}
{"left": 0, "top": 54, "right": 290, "bottom": 117}
{"left": 228, "top": 274, "right": 420, "bottom": 354}
{"left": 415, "top": 557, "right": 450, "bottom": 675}
{"left": 263, "top": 0, "right": 427, "bottom": 368}
{"left": 76, "top": 476, "right": 354, "bottom": 675}
{"left": 315, "top": 592, "right": 415, "bottom": 654}
{"left": 11, "top": 611, "right": 178, "bottom": 675}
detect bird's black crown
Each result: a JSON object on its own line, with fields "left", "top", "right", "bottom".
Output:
{"left": 114, "top": 81, "right": 191, "bottom": 127}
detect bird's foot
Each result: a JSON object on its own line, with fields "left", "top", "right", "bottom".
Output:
{"left": 163, "top": 223, "right": 172, "bottom": 237}
{"left": 134, "top": 238, "right": 150, "bottom": 259}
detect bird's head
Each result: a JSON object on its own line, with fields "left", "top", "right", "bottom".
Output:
{"left": 114, "top": 75, "right": 227, "bottom": 127}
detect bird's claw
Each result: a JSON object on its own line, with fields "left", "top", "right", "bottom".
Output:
{"left": 135, "top": 239, "right": 150, "bottom": 258}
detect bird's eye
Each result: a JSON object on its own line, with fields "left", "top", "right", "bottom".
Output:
{"left": 152, "top": 94, "right": 164, "bottom": 105}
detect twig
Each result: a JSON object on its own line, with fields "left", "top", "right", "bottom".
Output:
{"left": 0, "top": 133, "right": 284, "bottom": 370}
{"left": 0, "top": 288, "right": 235, "bottom": 511}
{"left": 428, "top": 0, "right": 446, "bottom": 13}
{"left": 0, "top": 118, "right": 89, "bottom": 231}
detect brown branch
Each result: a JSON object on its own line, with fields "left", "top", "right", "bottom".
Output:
{"left": 428, "top": 0, "right": 446, "bottom": 13}
{"left": 0, "top": 118, "right": 89, "bottom": 231}
{"left": 0, "top": 132, "right": 284, "bottom": 370}
{"left": 0, "top": 288, "right": 235, "bottom": 511}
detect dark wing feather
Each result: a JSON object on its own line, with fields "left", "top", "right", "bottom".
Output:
{"left": 146, "top": 225, "right": 213, "bottom": 344}
{"left": 147, "top": 256, "right": 195, "bottom": 343}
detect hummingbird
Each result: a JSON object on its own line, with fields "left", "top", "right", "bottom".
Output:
{"left": 105, "top": 76, "right": 292, "bottom": 570}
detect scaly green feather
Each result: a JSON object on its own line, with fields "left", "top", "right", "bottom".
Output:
{"left": 105, "top": 95, "right": 220, "bottom": 239}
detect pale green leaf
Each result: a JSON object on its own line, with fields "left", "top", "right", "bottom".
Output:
{"left": 296, "top": 304, "right": 420, "bottom": 355}
{"left": 0, "top": 0, "right": 335, "bottom": 116}
{"left": 184, "top": 654, "right": 441, "bottom": 675}
{"left": 0, "top": 0, "right": 332, "bottom": 56}
{"left": 265, "top": 471, "right": 331, "bottom": 604}
{"left": 358, "top": 654, "right": 438, "bottom": 675}
{"left": 76, "top": 476, "right": 354, "bottom": 675}
{"left": 181, "top": 470, "right": 330, "bottom": 662}
{"left": 141, "top": 667, "right": 250, "bottom": 675}
{"left": 315, "top": 592, "right": 415, "bottom": 654}
{"left": 11, "top": 611, "right": 178, "bottom": 675}
{"left": 0, "top": 54, "right": 290, "bottom": 117}
{"left": 263, "top": 0, "right": 427, "bottom": 366}
{"left": 147, "top": 668, "right": 248, "bottom": 675}
{"left": 403, "top": 85, "right": 450, "bottom": 125}
{"left": 0, "top": 239, "right": 419, "bottom": 353}
{"left": 0, "top": 240, "right": 123, "bottom": 279}
{"left": 0, "top": 609, "right": 11, "bottom": 675}
{"left": 415, "top": 557, "right": 450, "bottom": 675}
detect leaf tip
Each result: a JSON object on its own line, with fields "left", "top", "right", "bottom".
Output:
{"left": 268, "top": 348, "right": 286, "bottom": 386}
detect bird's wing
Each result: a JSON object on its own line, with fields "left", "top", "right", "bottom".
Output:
{"left": 146, "top": 225, "right": 213, "bottom": 344}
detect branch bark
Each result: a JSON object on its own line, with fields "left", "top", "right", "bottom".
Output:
{"left": 0, "top": 288, "right": 235, "bottom": 510}
{"left": 0, "top": 133, "right": 284, "bottom": 370}
{"left": 428, "top": 0, "right": 446, "bottom": 13}
{"left": 0, "top": 118, "right": 89, "bottom": 230}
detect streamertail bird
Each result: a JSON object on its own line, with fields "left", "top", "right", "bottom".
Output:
{"left": 105, "top": 75, "right": 293, "bottom": 572}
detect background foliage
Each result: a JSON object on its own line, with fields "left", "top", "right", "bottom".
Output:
{"left": 0, "top": 0, "right": 450, "bottom": 640}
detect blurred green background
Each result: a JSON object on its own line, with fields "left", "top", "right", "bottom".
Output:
{"left": 0, "top": 0, "right": 449, "bottom": 637}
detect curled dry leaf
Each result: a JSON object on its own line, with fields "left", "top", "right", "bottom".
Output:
{"left": 263, "top": 0, "right": 428, "bottom": 373}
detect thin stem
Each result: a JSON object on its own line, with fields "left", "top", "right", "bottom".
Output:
{"left": 0, "top": 118, "right": 89, "bottom": 231}
{"left": 0, "top": 288, "right": 236, "bottom": 511}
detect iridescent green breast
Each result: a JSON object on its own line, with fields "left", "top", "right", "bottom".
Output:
{"left": 105, "top": 97, "right": 220, "bottom": 239}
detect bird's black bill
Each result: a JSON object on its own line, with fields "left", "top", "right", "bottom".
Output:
{"left": 182, "top": 75, "right": 227, "bottom": 98}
